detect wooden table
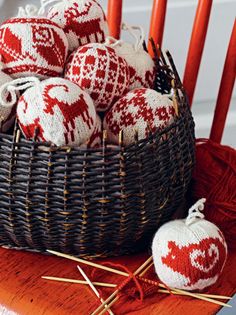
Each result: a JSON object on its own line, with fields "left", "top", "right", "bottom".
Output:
{"left": 0, "top": 248, "right": 235, "bottom": 315}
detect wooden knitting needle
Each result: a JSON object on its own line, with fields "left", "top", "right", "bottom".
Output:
{"left": 42, "top": 276, "right": 117, "bottom": 288}
{"left": 77, "top": 266, "right": 115, "bottom": 315}
{"left": 158, "top": 289, "right": 232, "bottom": 300}
{"left": 47, "top": 250, "right": 129, "bottom": 277}
{"left": 92, "top": 256, "right": 153, "bottom": 315}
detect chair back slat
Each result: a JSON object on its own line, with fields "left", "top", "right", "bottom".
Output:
{"left": 107, "top": 0, "right": 123, "bottom": 39}
{"left": 148, "top": 0, "right": 167, "bottom": 56}
{"left": 210, "top": 20, "right": 236, "bottom": 143}
{"left": 183, "top": 0, "right": 213, "bottom": 106}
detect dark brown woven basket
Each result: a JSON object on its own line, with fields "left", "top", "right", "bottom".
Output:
{"left": 0, "top": 48, "right": 195, "bottom": 258}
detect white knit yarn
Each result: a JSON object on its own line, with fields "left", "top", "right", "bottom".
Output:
{"left": 65, "top": 43, "right": 130, "bottom": 112}
{"left": 12, "top": 77, "right": 96, "bottom": 146}
{"left": 106, "top": 24, "right": 155, "bottom": 91}
{"left": 104, "top": 88, "right": 176, "bottom": 146}
{"left": 0, "top": 15, "right": 68, "bottom": 79}
{"left": 152, "top": 199, "right": 228, "bottom": 291}
{"left": 81, "top": 114, "right": 102, "bottom": 148}
{"left": 42, "top": 0, "right": 108, "bottom": 51}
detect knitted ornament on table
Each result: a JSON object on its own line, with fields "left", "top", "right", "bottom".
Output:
{"left": 65, "top": 43, "right": 130, "bottom": 112}
{"left": 0, "top": 62, "right": 18, "bottom": 132}
{"left": 192, "top": 138, "right": 236, "bottom": 249}
{"left": 104, "top": 88, "right": 176, "bottom": 146}
{"left": 0, "top": 5, "right": 68, "bottom": 79}
{"left": 152, "top": 199, "right": 228, "bottom": 291}
{"left": 40, "top": 0, "right": 108, "bottom": 52}
{"left": 106, "top": 24, "right": 155, "bottom": 91}
{"left": 1, "top": 77, "right": 96, "bottom": 146}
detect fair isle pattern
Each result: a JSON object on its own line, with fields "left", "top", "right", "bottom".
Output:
{"left": 47, "top": 0, "right": 108, "bottom": 52}
{"left": 17, "top": 78, "right": 96, "bottom": 146}
{"left": 0, "top": 17, "right": 68, "bottom": 79}
{"left": 87, "top": 115, "right": 102, "bottom": 148}
{"left": 104, "top": 88, "right": 176, "bottom": 146}
{"left": 152, "top": 219, "right": 228, "bottom": 291}
{"left": 114, "top": 42, "right": 155, "bottom": 90}
{"left": 0, "top": 70, "right": 16, "bottom": 132}
{"left": 65, "top": 43, "right": 130, "bottom": 112}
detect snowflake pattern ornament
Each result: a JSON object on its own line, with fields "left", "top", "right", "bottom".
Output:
{"left": 44, "top": 0, "right": 108, "bottom": 52}
{"left": 0, "top": 9, "right": 68, "bottom": 79}
{"left": 152, "top": 199, "right": 228, "bottom": 291}
{"left": 10, "top": 77, "right": 96, "bottom": 147}
{"left": 104, "top": 88, "right": 176, "bottom": 146}
{"left": 65, "top": 43, "right": 130, "bottom": 112}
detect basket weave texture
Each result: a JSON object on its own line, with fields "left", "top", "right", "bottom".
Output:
{"left": 0, "top": 50, "right": 195, "bottom": 258}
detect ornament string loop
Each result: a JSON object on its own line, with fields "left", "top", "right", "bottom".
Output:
{"left": 39, "top": 0, "right": 65, "bottom": 15}
{"left": 185, "top": 198, "right": 206, "bottom": 226}
{"left": 105, "top": 36, "right": 123, "bottom": 48}
{"left": 0, "top": 77, "right": 40, "bottom": 107}
{"left": 122, "top": 23, "right": 145, "bottom": 51}
{"left": 17, "top": 4, "right": 39, "bottom": 17}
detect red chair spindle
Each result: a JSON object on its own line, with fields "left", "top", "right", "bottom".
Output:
{"left": 210, "top": 20, "right": 236, "bottom": 143}
{"left": 107, "top": 0, "right": 123, "bottom": 39}
{"left": 183, "top": 0, "right": 213, "bottom": 106}
{"left": 148, "top": 0, "right": 167, "bottom": 56}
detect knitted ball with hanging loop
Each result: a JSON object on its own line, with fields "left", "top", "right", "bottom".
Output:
{"left": 39, "top": 0, "right": 108, "bottom": 52}
{"left": 106, "top": 23, "right": 155, "bottom": 91}
{"left": 0, "top": 4, "right": 68, "bottom": 79}
{"left": 152, "top": 198, "right": 228, "bottom": 291}
{"left": 65, "top": 42, "right": 130, "bottom": 112}
{"left": 0, "top": 77, "right": 96, "bottom": 147}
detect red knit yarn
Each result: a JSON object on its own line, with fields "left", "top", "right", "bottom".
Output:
{"left": 192, "top": 139, "right": 236, "bottom": 248}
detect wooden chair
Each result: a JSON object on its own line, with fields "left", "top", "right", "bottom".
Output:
{"left": 107, "top": 0, "right": 236, "bottom": 144}
{"left": 0, "top": 1, "right": 235, "bottom": 314}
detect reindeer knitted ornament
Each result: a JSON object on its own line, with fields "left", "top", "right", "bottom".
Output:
{"left": 4, "top": 77, "right": 96, "bottom": 146}
{"left": 41, "top": 0, "right": 108, "bottom": 52}
{"left": 65, "top": 43, "right": 130, "bottom": 112}
{"left": 104, "top": 88, "right": 176, "bottom": 146}
{"left": 107, "top": 24, "right": 155, "bottom": 91}
{"left": 0, "top": 5, "right": 68, "bottom": 79}
{"left": 87, "top": 115, "right": 102, "bottom": 148}
{"left": 152, "top": 199, "right": 228, "bottom": 291}
{"left": 0, "top": 65, "right": 18, "bottom": 132}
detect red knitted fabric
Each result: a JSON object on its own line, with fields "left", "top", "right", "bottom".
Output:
{"left": 192, "top": 139, "right": 236, "bottom": 248}
{"left": 0, "top": 17, "right": 68, "bottom": 79}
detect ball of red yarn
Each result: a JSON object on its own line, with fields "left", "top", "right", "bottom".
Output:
{"left": 192, "top": 139, "right": 236, "bottom": 248}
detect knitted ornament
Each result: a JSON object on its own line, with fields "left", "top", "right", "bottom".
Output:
{"left": 87, "top": 115, "right": 102, "bottom": 148}
{"left": 40, "top": 0, "right": 108, "bottom": 52}
{"left": 104, "top": 88, "right": 176, "bottom": 146}
{"left": 0, "top": 64, "right": 18, "bottom": 132}
{"left": 152, "top": 199, "right": 228, "bottom": 291}
{"left": 192, "top": 139, "right": 236, "bottom": 249}
{"left": 2, "top": 77, "right": 96, "bottom": 146}
{"left": 107, "top": 24, "right": 155, "bottom": 91}
{"left": 65, "top": 43, "right": 130, "bottom": 112}
{"left": 0, "top": 5, "right": 68, "bottom": 79}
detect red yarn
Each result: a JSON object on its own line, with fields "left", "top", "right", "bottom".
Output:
{"left": 192, "top": 138, "right": 236, "bottom": 248}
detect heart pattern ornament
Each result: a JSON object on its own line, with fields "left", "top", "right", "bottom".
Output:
{"left": 152, "top": 199, "right": 228, "bottom": 291}
{"left": 0, "top": 17, "right": 68, "bottom": 79}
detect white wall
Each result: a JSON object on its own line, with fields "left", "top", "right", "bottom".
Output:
{"left": 0, "top": 0, "right": 235, "bottom": 145}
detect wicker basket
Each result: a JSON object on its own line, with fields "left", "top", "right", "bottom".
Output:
{"left": 0, "top": 48, "right": 195, "bottom": 258}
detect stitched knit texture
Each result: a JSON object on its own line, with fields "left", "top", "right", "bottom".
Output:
{"left": 0, "top": 17, "right": 68, "bottom": 79}
{"left": 114, "top": 41, "right": 155, "bottom": 90}
{"left": 17, "top": 77, "right": 96, "bottom": 146}
{"left": 87, "top": 114, "right": 102, "bottom": 148}
{"left": 104, "top": 88, "right": 176, "bottom": 146}
{"left": 47, "top": 0, "right": 108, "bottom": 52}
{"left": 152, "top": 200, "right": 228, "bottom": 291}
{"left": 0, "top": 70, "right": 16, "bottom": 132}
{"left": 65, "top": 43, "right": 130, "bottom": 112}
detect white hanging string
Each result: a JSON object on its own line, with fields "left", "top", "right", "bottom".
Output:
{"left": 105, "top": 36, "right": 123, "bottom": 48}
{"left": 0, "top": 77, "right": 41, "bottom": 108}
{"left": 38, "top": 0, "right": 64, "bottom": 15}
{"left": 17, "top": 4, "right": 39, "bottom": 17}
{"left": 122, "top": 22, "right": 145, "bottom": 51}
{"left": 185, "top": 198, "right": 206, "bottom": 226}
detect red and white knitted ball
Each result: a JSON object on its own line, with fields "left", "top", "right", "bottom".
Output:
{"left": 104, "top": 88, "right": 176, "bottom": 146}
{"left": 113, "top": 41, "right": 155, "bottom": 91}
{"left": 65, "top": 43, "right": 130, "bottom": 112}
{"left": 87, "top": 115, "right": 102, "bottom": 148}
{"left": 0, "top": 69, "right": 17, "bottom": 132}
{"left": 46, "top": 0, "right": 108, "bottom": 52}
{"left": 16, "top": 77, "right": 96, "bottom": 146}
{"left": 152, "top": 199, "right": 228, "bottom": 291}
{"left": 0, "top": 15, "right": 68, "bottom": 79}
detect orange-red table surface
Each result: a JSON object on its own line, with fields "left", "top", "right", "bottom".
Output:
{"left": 0, "top": 247, "right": 235, "bottom": 315}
